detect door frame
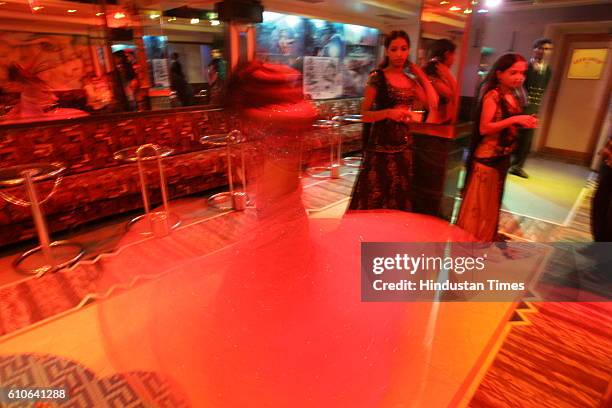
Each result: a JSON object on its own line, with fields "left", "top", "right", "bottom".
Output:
{"left": 537, "top": 33, "right": 612, "bottom": 165}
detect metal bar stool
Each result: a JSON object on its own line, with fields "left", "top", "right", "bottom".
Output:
{"left": 305, "top": 119, "right": 342, "bottom": 179}
{"left": 0, "top": 163, "right": 84, "bottom": 276}
{"left": 334, "top": 114, "right": 363, "bottom": 168}
{"left": 113, "top": 144, "right": 180, "bottom": 236}
{"left": 200, "top": 130, "right": 249, "bottom": 211}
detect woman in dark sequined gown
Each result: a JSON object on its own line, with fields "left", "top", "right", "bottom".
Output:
{"left": 348, "top": 31, "right": 438, "bottom": 212}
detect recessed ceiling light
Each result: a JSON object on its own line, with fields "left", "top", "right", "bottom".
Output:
{"left": 32, "top": 6, "right": 44, "bottom": 11}
{"left": 96, "top": 12, "right": 104, "bottom": 16}
{"left": 449, "top": 6, "right": 461, "bottom": 11}
{"left": 477, "top": 8, "right": 488, "bottom": 12}
{"left": 464, "top": 8, "right": 473, "bottom": 13}
{"left": 67, "top": 9, "right": 77, "bottom": 13}
{"left": 440, "top": 1, "right": 450, "bottom": 4}
{"left": 150, "top": 13, "right": 160, "bottom": 19}
{"left": 113, "top": 12, "right": 126, "bottom": 19}
{"left": 167, "top": 17, "right": 176, "bottom": 22}
{"left": 485, "top": 0, "right": 501, "bottom": 7}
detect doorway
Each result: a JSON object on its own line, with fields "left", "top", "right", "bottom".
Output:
{"left": 538, "top": 33, "right": 611, "bottom": 166}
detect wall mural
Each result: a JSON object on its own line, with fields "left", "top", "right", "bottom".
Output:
{"left": 0, "top": 32, "right": 115, "bottom": 121}
{"left": 256, "top": 13, "right": 379, "bottom": 99}
{"left": 0, "top": 31, "right": 96, "bottom": 91}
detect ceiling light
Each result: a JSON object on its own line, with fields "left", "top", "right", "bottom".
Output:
{"left": 477, "top": 8, "right": 488, "bottom": 12}
{"left": 210, "top": 20, "right": 220, "bottom": 26}
{"left": 150, "top": 13, "right": 160, "bottom": 19}
{"left": 449, "top": 6, "right": 461, "bottom": 11}
{"left": 67, "top": 9, "right": 77, "bottom": 13}
{"left": 439, "top": 0, "right": 450, "bottom": 4}
{"left": 96, "top": 12, "right": 104, "bottom": 16}
{"left": 113, "top": 12, "right": 126, "bottom": 19}
{"left": 167, "top": 17, "right": 176, "bottom": 22}
{"left": 190, "top": 18, "right": 199, "bottom": 24}
{"left": 463, "top": 8, "right": 473, "bottom": 13}
{"left": 32, "top": 6, "right": 44, "bottom": 11}
{"left": 485, "top": 0, "right": 501, "bottom": 7}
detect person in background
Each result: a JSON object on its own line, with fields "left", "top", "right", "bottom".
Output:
{"left": 509, "top": 38, "right": 554, "bottom": 178}
{"left": 592, "top": 136, "right": 612, "bottom": 242}
{"left": 112, "top": 50, "right": 137, "bottom": 111}
{"left": 83, "top": 73, "right": 112, "bottom": 112}
{"left": 348, "top": 30, "right": 438, "bottom": 212}
{"left": 208, "top": 58, "right": 226, "bottom": 105}
{"left": 170, "top": 52, "right": 194, "bottom": 106}
{"left": 457, "top": 53, "right": 537, "bottom": 241}
{"left": 424, "top": 39, "right": 458, "bottom": 124}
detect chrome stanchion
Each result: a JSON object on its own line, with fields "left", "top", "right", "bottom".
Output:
{"left": 0, "top": 163, "right": 84, "bottom": 276}
{"left": 201, "top": 130, "right": 249, "bottom": 211}
{"left": 335, "top": 114, "right": 363, "bottom": 168}
{"left": 113, "top": 144, "right": 180, "bottom": 236}
{"left": 306, "top": 119, "right": 341, "bottom": 179}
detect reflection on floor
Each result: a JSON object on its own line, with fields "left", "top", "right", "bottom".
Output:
{"left": 0, "top": 157, "right": 609, "bottom": 408}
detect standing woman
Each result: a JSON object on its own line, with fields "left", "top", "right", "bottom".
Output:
{"left": 424, "top": 39, "right": 458, "bottom": 124}
{"left": 348, "top": 30, "right": 438, "bottom": 211}
{"left": 457, "top": 53, "right": 537, "bottom": 241}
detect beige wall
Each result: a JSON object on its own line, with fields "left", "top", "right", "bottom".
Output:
{"left": 544, "top": 37, "right": 611, "bottom": 155}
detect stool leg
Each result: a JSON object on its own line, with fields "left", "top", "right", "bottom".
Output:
{"left": 227, "top": 141, "right": 235, "bottom": 195}
{"left": 240, "top": 143, "right": 248, "bottom": 195}
{"left": 136, "top": 158, "right": 153, "bottom": 233}
{"left": 156, "top": 156, "right": 171, "bottom": 232}
{"left": 337, "top": 129, "right": 343, "bottom": 166}
{"left": 24, "top": 171, "right": 55, "bottom": 273}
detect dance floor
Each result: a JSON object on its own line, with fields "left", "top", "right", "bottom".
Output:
{"left": 502, "top": 157, "right": 591, "bottom": 225}
{"left": 0, "top": 208, "right": 545, "bottom": 407}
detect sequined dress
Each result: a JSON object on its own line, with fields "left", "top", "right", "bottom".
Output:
{"left": 348, "top": 70, "right": 422, "bottom": 211}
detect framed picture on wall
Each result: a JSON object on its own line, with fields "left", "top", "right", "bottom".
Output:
{"left": 567, "top": 48, "right": 608, "bottom": 80}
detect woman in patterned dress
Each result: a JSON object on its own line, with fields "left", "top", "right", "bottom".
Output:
{"left": 348, "top": 30, "right": 438, "bottom": 211}
{"left": 457, "top": 53, "right": 538, "bottom": 241}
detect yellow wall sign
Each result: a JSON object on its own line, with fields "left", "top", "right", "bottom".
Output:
{"left": 568, "top": 48, "right": 608, "bottom": 79}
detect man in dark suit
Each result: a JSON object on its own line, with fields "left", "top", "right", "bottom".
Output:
{"left": 593, "top": 136, "right": 612, "bottom": 242}
{"left": 510, "top": 38, "right": 554, "bottom": 178}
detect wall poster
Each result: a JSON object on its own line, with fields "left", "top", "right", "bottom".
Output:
{"left": 303, "top": 56, "right": 342, "bottom": 99}
{"left": 567, "top": 48, "right": 608, "bottom": 80}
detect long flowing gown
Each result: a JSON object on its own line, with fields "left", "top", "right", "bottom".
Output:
{"left": 348, "top": 71, "right": 422, "bottom": 211}
{"left": 457, "top": 88, "right": 522, "bottom": 241}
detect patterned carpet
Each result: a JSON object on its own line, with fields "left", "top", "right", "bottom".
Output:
{"left": 0, "top": 353, "right": 189, "bottom": 407}
{"left": 0, "top": 211, "right": 259, "bottom": 338}
{"left": 468, "top": 302, "right": 612, "bottom": 408}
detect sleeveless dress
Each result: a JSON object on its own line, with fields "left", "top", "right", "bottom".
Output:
{"left": 348, "top": 70, "right": 423, "bottom": 211}
{"left": 457, "top": 88, "right": 522, "bottom": 241}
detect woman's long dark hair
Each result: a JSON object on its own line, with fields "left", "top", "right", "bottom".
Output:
{"left": 424, "top": 39, "right": 456, "bottom": 77}
{"left": 464, "top": 53, "right": 527, "bottom": 186}
{"left": 378, "top": 30, "right": 411, "bottom": 69}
